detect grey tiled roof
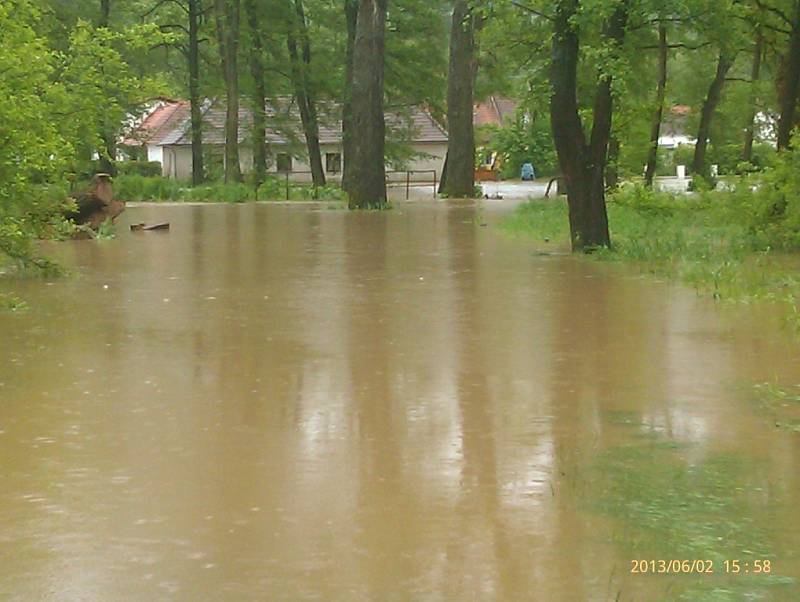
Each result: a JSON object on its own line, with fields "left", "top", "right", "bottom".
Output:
{"left": 157, "top": 98, "right": 448, "bottom": 147}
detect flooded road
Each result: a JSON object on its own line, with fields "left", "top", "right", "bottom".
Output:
{"left": 1, "top": 201, "right": 799, "bottom": 601}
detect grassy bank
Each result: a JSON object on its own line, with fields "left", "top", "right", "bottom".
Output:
{"left": 501, "top": 183, "right": 800, "bottom": 331}
{"left": 113, "top": 175, "right": 346, "bottom": 203}
{"left": 587, "top": 426, "right": 798, "bottom": 600}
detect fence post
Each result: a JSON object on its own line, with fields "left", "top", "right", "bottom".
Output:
{"left": 285, "top": 171, "right": 290, "bottom": 201}
{"left": 433, "top": 170, "right": 437, "bottom": 198}
{"left": 406, "top": 171, "right": 410, "bottom": 200}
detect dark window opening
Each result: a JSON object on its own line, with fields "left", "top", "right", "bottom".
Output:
{"left": 326, "top": 152, "right": 342, "bottom": 173}
{"left": 276, "top": 153, "right": 293, "bottom": 173}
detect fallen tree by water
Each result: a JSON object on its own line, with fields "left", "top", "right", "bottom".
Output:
{"left": 66, "top": 174, "right": 125, "bottom": 233}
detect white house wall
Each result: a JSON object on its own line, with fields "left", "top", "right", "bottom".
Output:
{"left": 147, "top": 145, "right": 163, "bottom": 165}
{"left": 159, "top": 142, "right": 447, "bottom": 183}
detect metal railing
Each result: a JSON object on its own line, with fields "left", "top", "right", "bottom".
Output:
{"left": 267, "top": 169, "right": 439, "bottom": 201}
{"left": 385, "top": 170, "right": 438, "bottom": 200}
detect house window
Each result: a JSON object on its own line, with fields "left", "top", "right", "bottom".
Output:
{"left": 276, "top": 153, "right": 293, "bottom": 172}
{"left": 326, "top": 152, "right": 342, "bottom": 173}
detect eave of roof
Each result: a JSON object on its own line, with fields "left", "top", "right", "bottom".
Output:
{"left": 152, "top": 99, "right": 449, "bottom": 147}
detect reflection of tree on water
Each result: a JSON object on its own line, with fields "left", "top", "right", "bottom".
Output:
{"left": 445, "top": 202, "right": 518, "bottom": 599}
{"left": 344, "top": 212, "right": 408, "bottom": 596}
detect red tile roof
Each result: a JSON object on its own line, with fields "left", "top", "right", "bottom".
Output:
{"left": 154, "top": 98, "right": 448, "bottom": 147}
{"left": 123, "top": 101, "right": 190, "bottom": 146}
{"left": 474, "top": 96, "right": 518, "bottom": 127}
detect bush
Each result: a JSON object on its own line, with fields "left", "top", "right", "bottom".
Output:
{"left": 257, "top": 177, "right": 286, "bottom": 200}
{"left": 116, "top": 161, "right": 162, "bottom": 177}
{"left": 113, "top": 175, "right": 183, "bottom": 201}
{"left": 114, "top": 175, "right": 347, "bottom": 204}
{"left": 610, "top": 183, "right": 680, "bottom": 217}
{"left": 184, "top": 181, "right": 253, "bottom": 203}
{"left": 483, "top": 116, "right": 559, "bottom": 180}
{"left": 0, "top": 184, "right": 72, "bottom": 274}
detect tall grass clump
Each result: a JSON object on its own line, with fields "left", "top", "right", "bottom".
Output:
{"left": 113, "top": 174, "right": 184, "bottom": 202}
{"left": 114, "top": 175, "right": 346, "bottom": 204}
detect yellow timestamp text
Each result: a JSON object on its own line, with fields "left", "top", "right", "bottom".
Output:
{"left": 630, "top": 559, "right": 773, "bottom": 575}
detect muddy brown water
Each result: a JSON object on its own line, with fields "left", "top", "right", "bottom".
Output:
{"left": 1, "top": 201, "right": 799, "bottom": 601}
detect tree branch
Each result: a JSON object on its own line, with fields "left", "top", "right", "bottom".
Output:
{"left": 753, "top": 0, "right": 792, "bottom": 27}
{"left": 638, "top": 41, "right": 711, "bottom": 50}
{"left": 511, "top": 1, "right": 553, "bottom": 21}
{"left": 142, "top": 0, "right": 189, "bottom": 19}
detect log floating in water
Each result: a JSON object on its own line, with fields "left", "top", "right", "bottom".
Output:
{"left": 130, "top": 222, "right": 170, "bottom": 232}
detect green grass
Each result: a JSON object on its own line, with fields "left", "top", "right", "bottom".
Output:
{"left": 501, "top": 185, "right": 800, "bottom": 330}
{"left": 588, "top": 419, "right": 799, "bottom": 600}
{"left": 0, "top": 292, "right": 28, "bottom": 312}
{"left": 113, "top": 175, "right": 346, "bottom": 203}
{"left": 753, "top": 383, "right": 800, "bottom": 433}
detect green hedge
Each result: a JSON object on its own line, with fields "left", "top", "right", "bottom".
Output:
{"left": 112, "top": 175, "right": 346, "bottom": 203}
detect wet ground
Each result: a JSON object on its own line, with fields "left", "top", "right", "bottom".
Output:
{"left": 1, "top": 200, "right": 799, "bottom": 601}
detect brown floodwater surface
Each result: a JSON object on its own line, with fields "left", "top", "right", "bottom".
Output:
{"left": 1, "top": 201, "right": 799, "bottom": 601}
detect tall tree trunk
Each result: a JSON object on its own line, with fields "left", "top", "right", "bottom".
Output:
{"left": 692, "top": 52, "right": 734, "bottom": 179}
{"left": 287, "top": 0, "right": 325, "bottom": 187}
{"left": 550, "top": 0, "right": 627, "bottom": 251}
{"left": 743, "top": 26, "right": 763, "bottom": 163}
{"left": 341, "top": 0, "right": 358, "bottom": 193}
{"left": 347, "top": 0, "right": 388, "bottom": 209}
{"left": 438, "top": 151, "right": 449, "bottom": 193}
{"left": 644, "top": 23, "right": 667, "bottom": 188}
{"left": 777, "top": 3, "right": 800, "bottom": 150}
{"left": 244, "top": 0, "right": 267, "bottom": 185}
{"left": 606, "top": 136, "right": 620, "bottom": 190}
{"left": 97, "top": 0, "right": 117, "bottom": 176}
{"left": 99, "top": 0, "right": 110, "bottom": 27}
{"left": 189, "top": 0, "right": 205, "bottom": 185}
{"left": 215, "top": 0, "right": 242, "bottom": 183}
{"left": 443, "top": 0, "right": 476, "bottom": 198}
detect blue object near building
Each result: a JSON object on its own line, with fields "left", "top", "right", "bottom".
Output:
{"left": 521, "top": 163, "right": 535, "bottom": 181}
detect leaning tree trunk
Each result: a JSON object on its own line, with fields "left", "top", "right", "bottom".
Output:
{"left": 550, "top": 0, "right": 627, "bottom": 251}
{"left": 287, "top": 0, "right": 325, "bottom": 187}
{"left": 347, "top": 0, "right": 388, "bottom": 209}
{"left": 692, "top": 52, "right": 734, "bottom": 179}
{"left": 341, "top": 0, "right": 358, "bottom": 193}
{"left": 777, "top": 4, "right": 800, "bottom": 150}
{"left": 644, "top": 23, "right": 668, "bottom": 188}
{"left": 743, "top": 26, "right": 764, "bottom": 162}
{"left": 216, "top": 0, "right": 243, "bottom": 183}
{"left": 245, "top": 0, "right": 268, "bottom": 185}
{"left": 189, "top": 0, "right": 205, "bottom": 185}
{"left": 443, "top": 0, "right": 477, "bottom": 198}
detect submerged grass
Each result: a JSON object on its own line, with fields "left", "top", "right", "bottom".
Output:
{"left": 589, "top": 419, "right": 799, "bottom": 600}
{"left": 753, "top": 383, "right": 800, "bottom": 433}
{"left": 0, "top": 292, "right": 28, "bottom": 312}
{"left": 501, "top": 185, "right": 800, "bottom": 330}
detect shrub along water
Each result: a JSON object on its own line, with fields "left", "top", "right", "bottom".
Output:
{"left": 113, "top": 175, "right": 346, "bottom": 203}
{"left": 0, "top": 184, "right": 73, "bottom": 275}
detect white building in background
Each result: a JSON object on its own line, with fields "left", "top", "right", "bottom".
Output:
{"left": 122, "top": 99, "right": 191, "bottom": 165}
{"left": 124, "top": 98, "right": 449, "bottom": 183}
{"left": 658, "top": 105, "right": 696, "bottom": 150}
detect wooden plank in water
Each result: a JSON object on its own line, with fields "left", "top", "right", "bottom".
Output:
{"left": 130, "top": 222, "right": 170, "bottom": 232}
{"left": 143, "top": 222, "right": 170, "bottom": 231}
